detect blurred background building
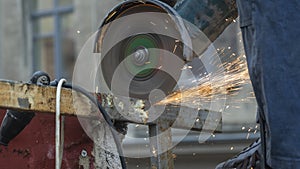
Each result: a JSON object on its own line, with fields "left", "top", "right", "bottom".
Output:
{"left": 0, "top": 0, "right": 258, "bottom": 168}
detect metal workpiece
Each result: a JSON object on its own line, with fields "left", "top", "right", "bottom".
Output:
{"left": 0, "top": 71, "right": 51, "bottom": 146}
{"left": 149, "top": 122, "right": 174, "bottom": 169}
{"left": 0, "top": 79, "right": 98, "bottom": 117}
{"left": 0, "top": 80, "right": 221, "bottom": 132}
{"left": 0, "top": 78, "right": 222, "bottom": 169}
{"left": 100, "top": 94, "right": 222, "bottom": 132}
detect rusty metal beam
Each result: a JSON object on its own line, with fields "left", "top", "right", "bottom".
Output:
{"left": 0, "top": 79, "right": 97, "bottom": 117}
{"left": 149, "top": 122, "right": 174, "bottom": 169}
{"left": 0, "top": 79, "right": 222, "bottom": 169}
{"left": 0, "top": 79, "right": 221, "bottom": 132}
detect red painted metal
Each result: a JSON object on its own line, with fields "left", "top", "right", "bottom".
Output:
{"left": 0, "top": 109, "right": 94, "bottom": 169}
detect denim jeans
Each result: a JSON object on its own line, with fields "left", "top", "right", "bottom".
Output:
{"left": 175, "top": 0, "right": 300, "bottom": 167}
{"left": 237, "top": 0, "right": 300, "bottom": 168}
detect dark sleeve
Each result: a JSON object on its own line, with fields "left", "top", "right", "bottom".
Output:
{"left": 175, "top": 0, "right": 238, "bottom": 42}
{"left": 159, "top": 0, "right": 178, "bottom": 7}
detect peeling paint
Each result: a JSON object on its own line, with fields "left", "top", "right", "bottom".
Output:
{"left": 17, "top": 98, "right": 31, "bottom": 109}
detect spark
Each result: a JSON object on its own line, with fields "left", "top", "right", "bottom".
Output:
{"left": 152, "top": 147, "right": 157, "bottom": 157}
{"left": 156, "top": 54, "right": 251, "bottom": 107}
{"left": 173, "top": 44, "right": 178, "bottom": 53}
{"left": 246, "top": 133, "right": 250, "bottom": 139}
{"left": 150, "top": 21, "right": 156, "bottom": 26}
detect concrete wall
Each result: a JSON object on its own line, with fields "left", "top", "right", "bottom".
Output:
{"left": 0, "top": 0, "right": 31, "bottom": 81}
{"left": 73, "top": 0, "right": 123, "bottom": 55}
{"left": 0, "top": 0, "right": 122, "bottom": 81}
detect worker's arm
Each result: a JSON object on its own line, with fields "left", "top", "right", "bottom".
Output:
{"left": 160, "top": 0, "right": 178, "bottom": 7}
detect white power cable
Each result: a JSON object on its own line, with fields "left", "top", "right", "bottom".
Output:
{"left": 56, "top": 79, "right": 67, "bottom": 169}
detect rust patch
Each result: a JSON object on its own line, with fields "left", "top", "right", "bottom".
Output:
{"left": 12, "top": 148, "right": 31, "bottom": 158}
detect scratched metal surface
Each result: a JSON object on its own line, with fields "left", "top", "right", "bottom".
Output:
{"left": 0, "top": 110, "right": 94, "bottom": 169}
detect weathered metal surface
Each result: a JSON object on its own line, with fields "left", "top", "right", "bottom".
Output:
{"left": 0, "top": 80, "right": 120, "bottom": 168}
{"left": 0, "top": 110, "right": 94, "bottom": 169}
{"left": 0, "top": 80, "right": 221, "bottom": 132}
{"left": 101, "top": 96, "right": 222, "bottom": 132}
{"left": 149, "top": 122, "right": 174, "bottom": 169}
{"left": 0, "top": 79, "right": 99, "bottom": 117}
{"left": 89, "top": 118, "right": 123, "bottom": 169}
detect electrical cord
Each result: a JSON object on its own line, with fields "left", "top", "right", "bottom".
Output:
{"left": 51, "top": 81, "right": 127, "bottom": 169}
{"left": 55, "top": 79, "right": 67, "bottom": 169}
